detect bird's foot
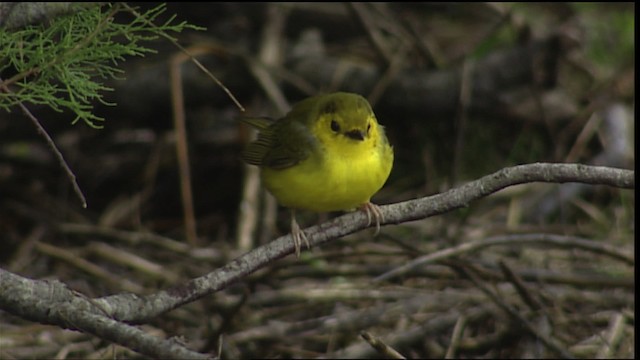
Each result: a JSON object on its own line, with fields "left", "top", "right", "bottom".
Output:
{"left": 360, "top": 202, "right": 384, "bottom": 235}
{"left": 291, "top": 213, "right": 310, "bottom": 258}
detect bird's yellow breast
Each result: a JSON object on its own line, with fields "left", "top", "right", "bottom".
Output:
{"left": 262, "top": 121, "right": 392, "bottom": 212}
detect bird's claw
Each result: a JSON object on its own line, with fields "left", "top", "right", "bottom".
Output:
{"left": 360, "top": 202, "right": 384, "bottom": 235}
{"left": 291, "top": 214, "right": 310, "bottom": 258}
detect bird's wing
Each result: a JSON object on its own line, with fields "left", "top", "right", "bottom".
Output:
{"left": 241, "top": 116, "right": 316, "bottom": 169}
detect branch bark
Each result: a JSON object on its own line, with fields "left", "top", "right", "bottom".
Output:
{"left": 0, "top": 162, "right": 633, "bottom": 356}
{"left": 0, "top": 272, "right": 211, "bottom": 359}
{"left": 0, "top": 2, "right": 101, "bottom": 30}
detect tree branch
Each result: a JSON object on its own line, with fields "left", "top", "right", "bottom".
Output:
{"left": 117, "top": 163, "right": 632, "bottom": 322}
{"left": 0, "top": 163, "right": 633, "bottom": 355}
{"left": 0, "top": 270, "right": 211, "bottom": 359}
{"left": 0, "top": 2, "right": 100, "bottom": 30}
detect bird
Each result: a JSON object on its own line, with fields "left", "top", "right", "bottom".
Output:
{"left": 241, "top": 92, "right": 393, "bottom": 257}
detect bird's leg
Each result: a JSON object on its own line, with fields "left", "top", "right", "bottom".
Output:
{"left": 359, "top": 202, "right": 384, "bottom": 235}
{"left": 290, "top": 210, "right": 310, "bottom": 258}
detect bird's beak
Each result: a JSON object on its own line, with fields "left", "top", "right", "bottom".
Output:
{"left": 345, "top": 129, "right": 366, "bottom": 141}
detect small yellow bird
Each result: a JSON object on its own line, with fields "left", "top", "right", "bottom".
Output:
{"left": 241, "top": 92, "right": 393, "bottom": 257}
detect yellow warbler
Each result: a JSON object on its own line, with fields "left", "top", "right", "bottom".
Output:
{"left": 242, "top": 92, "right": 393, "bottom": 257}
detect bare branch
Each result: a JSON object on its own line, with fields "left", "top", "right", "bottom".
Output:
{"left": 360, "top": 331, "right": 406, "bottom": 359}
{"left": 0, "top": 77, "right": 88, "bottom": 208}
{"left": 0, "top": 163, "right": 633, "bottom": 355}
{"left": 0, "top": 2, "right": 100, "bottom": 30}
{"left": 0, "top": 269, "right": 211, "bottom": 359}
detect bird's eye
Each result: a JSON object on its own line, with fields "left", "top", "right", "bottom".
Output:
{"left": 330, "top": 120, "right": 340, "bottom": 132}
{"left": 367, "top": 123, "right": 371, "bottom": 133}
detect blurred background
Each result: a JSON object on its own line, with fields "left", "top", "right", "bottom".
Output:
{"left": 1, "top": 3, "right": 634, "bottom": 359}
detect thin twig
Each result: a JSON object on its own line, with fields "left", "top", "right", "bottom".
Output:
{"left": 0, "top": 77, "right": 87, "bottom": 208}
{"left": 360, "top": 331, "right": 406, "bottom": 359}
{"left": 498, "top": 260, "right": 546, "bottom": 312}
{"left": 170, "top": 53, "right": 198, "bottom": 246}
{"left": 34, "top": 242, "right": 144, "bottom": 293}
{"left": 375, "top": 233, "right": 634, "bottom": 283}
{"left": 455, "top": 265, "right": 575, "bottom": 359}
{"left": 445, "top": 315, "right": 467, "bottom": 359}
{"left": 86, "top": 242, "right": 180, "bottom": 283}
{"left": 245, "top": 3, "right": 291, "bottom": 113}
{"left": 121, "top": 3, "right": 245, "bottom": 112}
{"left": 57, "top": 223, "right": 192, "bottom": 254}
{"left": 347, "top": 3, "right": 393, "bottom": 65}
{"left": 368, "top": 44, "right": 408, "bottom": 108}
{"left": 596, "top": 313, "right": 626, "bottom": 359}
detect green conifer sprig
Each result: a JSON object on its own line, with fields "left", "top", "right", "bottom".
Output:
{"left": 0, "top": 3, "right": 203, "bottom": 128}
